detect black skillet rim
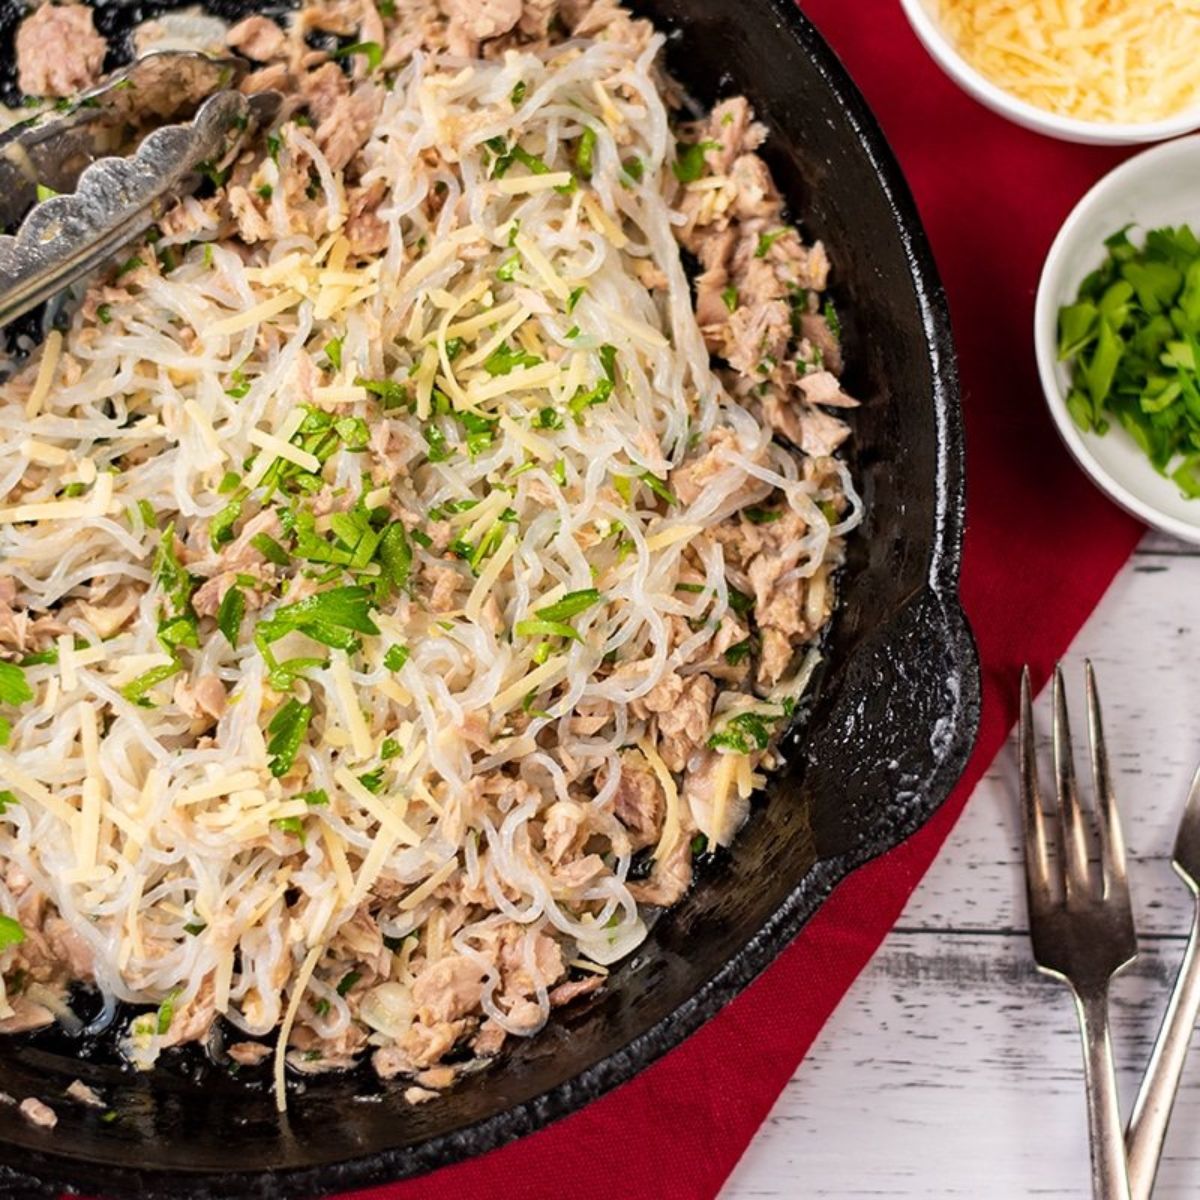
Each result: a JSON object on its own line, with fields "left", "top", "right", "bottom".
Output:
{"left": 0, "top": 0, "right": 978, "bottom": 1194}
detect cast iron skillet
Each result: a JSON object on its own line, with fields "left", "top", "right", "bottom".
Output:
{"left": 0, "top": 0, "right": 980, "bottom": 1194}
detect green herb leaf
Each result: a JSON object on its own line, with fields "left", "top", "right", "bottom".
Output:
{"left": 483, "top": 341, "right": 542, "bottom": 377}
{"left": 217, "top": 586, "right": 246, "bottom": 648}
{"left": 332, "top": 40, "right": 382, "bottom": 71}
{"left": 357, "top": 768, "right": 385, "bottom": 794}
{"left": 156, "top": 989, "right": 180, "bottom": 1035}
{"left": 271, "top": 815, "right": 306, "bottom": 844}
{"left": 356, "top": 375, "right": 410, "bottom": 409}
{"left": 210, "top": 499, "right": 242, "bottom": 550}
{"left": 378, "top": 522, "right": 412, "bottom": 590}
{"left": 154, "top": 523, "right": 196, "bottom": 615}
{"left": 673, "top": 139, "right": 718, "bottom": 184}
{"left": 513, "top": 617, "right": 582, "bottom": 641}
{"left": 724, "top": 637, "right": 755, "bottom": 666}
{"left": 727, "top": 586, "right": 753, "bottom": 617}
{"left": 574, "top": 126, "right": 597, "bottom": 179}
{"left": 743, "top": 506, "right": 783, "bottom": 525}
{"left": 424, "top": 424, "right": 452, "bottom": 462}
{"left": 337, "top": 969, "right": 361, "bottom": 996}
{"left": 510, "top": 79, "right": 527, "bottom": 105}
{"left": 721, "top": 285, "right": 738, "bottom": 313}
{"left": 0, "top": 663, "right": 33, "bottom": 708}
{"left": 384, "top": 643, "right": 409, "bottom": 671}
{"left": 755, "top": 228, "right": 790, "bottom": 259}
{"left": 157, "top": 613, "right": 199, "bottom": 653}
{"left": 0, "top": 914, "right": 24, "bottom": 951}
{"left": 535, "top": 588, "right": 602, "bottom": 622}
{"left": 639, "top": 471, "right": 677, "bottom": 506}
{"left": 324, "top": 337, "right": 343, "bottom": 371}
{"left": 256, "top": 586, "right": 379, "bottom": 658}
{"left": 120, "top": 660, "right": 181, "bottom": 706}
{"left": 266, "top": 699, "right": 312, "bottom": 777}
{"left": 707, "top": 710, "right": 775, "bottom": 754}
{"left": 250, "top": 532, "right": 290, "bottom": 566}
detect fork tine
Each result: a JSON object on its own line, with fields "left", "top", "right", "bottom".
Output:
{"left": 1018, "top": 666, "right": 1051, "bottom": 897}
{"left": 1053, "top": 664, "right": 1092, "bottom": 900}
{"left": 1085, "top": 659, "right": 1128, "bottom": 898}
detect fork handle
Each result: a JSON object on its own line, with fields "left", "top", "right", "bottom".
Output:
{"left": 1126, "top": 890, "right": 1200, "bottom": 1200}
{"left": 1076, "top": 985, "right": 1133, "bottom": 1200}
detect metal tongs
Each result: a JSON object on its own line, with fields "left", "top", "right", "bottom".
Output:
{"left": 0, "top": 50, "right": 279, "bottom": 328}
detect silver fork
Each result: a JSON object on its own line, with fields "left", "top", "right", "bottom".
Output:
{"left": 1019, "top": 662, "right": 1138, "bottom": 1200}
{"left": 1125, "top": 766, "right": 1200, "bottom": 1200}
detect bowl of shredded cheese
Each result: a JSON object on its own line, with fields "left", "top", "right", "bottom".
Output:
{"left": 900, "top": 0, "right": 1200, "bottom": 145}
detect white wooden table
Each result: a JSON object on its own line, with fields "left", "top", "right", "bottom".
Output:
{"left": 723, "top": 529, "right": 1200, "bottom": 1198}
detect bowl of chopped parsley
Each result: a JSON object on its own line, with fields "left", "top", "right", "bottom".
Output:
{"left": 1036, "top": 136, "right": 1200, "bottom": 543}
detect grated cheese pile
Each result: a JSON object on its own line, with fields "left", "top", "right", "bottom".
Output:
{"left": 932, "top": 0, "right": 1200, "bottom": 124}
{"left": 0, "top": 3, "right": 859, "bottom": 1109}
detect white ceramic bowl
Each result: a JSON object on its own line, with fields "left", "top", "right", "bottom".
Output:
{"left": 1034, "top": 136, "right": 1200, "bottom": 544}
{"left": 899, "top": 0, "right": 1200, "bottom": 145}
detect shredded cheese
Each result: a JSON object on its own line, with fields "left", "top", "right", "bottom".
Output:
{"left": 496, "top": 171, "right": 575, "bottom": 194}
{"left": 247, "top": 428, "right": 321, "bottom": 474}
{"left": 274, "top": 944, "right": 323, "bottom": 1112}
{"left": 491, "top": 655, "right": 569, "bottom": 714}
{"left": 399, "top": 855, "right": 458, "bottom": 911}
{"left": 24, "top": 329, "right": 61, "bottom": 417}
{"left": 639, "top": 737, "right": 682, "bottom": 863}
{"left": 933, "top": 0, "right": 1200, "bottom": 124}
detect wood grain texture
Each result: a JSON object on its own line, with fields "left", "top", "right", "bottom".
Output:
{"left": 723, "top": 534, "right": 1200, "bottom": 1198}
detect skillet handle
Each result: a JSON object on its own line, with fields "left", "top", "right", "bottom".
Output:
{"left": 796, "top": 584, "right": 980, "bottom": 858}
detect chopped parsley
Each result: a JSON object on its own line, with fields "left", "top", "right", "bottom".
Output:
{"left": 331, "top": 41, "right": 383, "bottom": 71}
{"left": 250, "top": 532, "right": 290, "bottom": 565}
{"left": 707, "top": 707, "right": 787, "bottom": 754}
{"left": 154, "top": 523, "right": 196, "bottom": 615}
{"left": 217, "top": 586, "right": 245, "bottom": 648}
{"left": 266, "top": 699, "right": 312, "bottom": 777}
{"left": 724, "top": 638, "right": 755, "bottom": 666}
{"left": 256, "top": 585, "right": 380, "bottom": 664}
{"left": 755, "top": 228, "right": 791, "bottom": 259}
{"left": 424, "top": 424, "right": 452, "bottom": 462}
{"left": 574, "top": 126, "right": 597, "bottom": 179}
{"left": 209, "top": 499, "right": 242, "bottom": 550}
{"left": 744, "top": 506, "right": 783, "bottom": 525}
{"left": 356, "top": 376, "right": 410, "bottom": 409}
{"left": 0, "top": 663, "right": 33, "bottom": 708}
{"left": 271, "top": 815, "right": 306, "bottom": 844}
{"left": 120, "top": 661, "right": 182, "bottom": 707}
{"left": 384, "top": 643, "right": 410, "bottom": 671}
{"left": 639, "top": 471, "right": 677, "bottom": 506}
{"left": 0, "top": 915, "right": 24, "bottom": 951}
{"left": 483, "top": 341, "right": 542, "bottom": 376}
{"left": 157, "top": 613, "right": 199, "bottom": 653}
{"left": 673, "top": 139, "right": 719, "bottom": 184}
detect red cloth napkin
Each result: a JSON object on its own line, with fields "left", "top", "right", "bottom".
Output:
{"left": 348, "top": 4, "right": 1146, "bottom": 1197}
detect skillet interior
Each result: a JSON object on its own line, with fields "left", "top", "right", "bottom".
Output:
{"left": 0, "top": 0, "right": 980, "bottom": 1194}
